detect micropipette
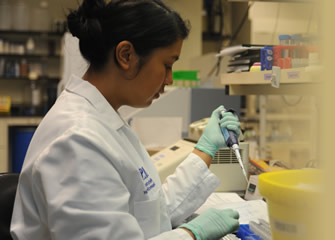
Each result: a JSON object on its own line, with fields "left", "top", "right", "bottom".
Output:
{"left": 219, "top": 109, "right": 248, "bottom": 182}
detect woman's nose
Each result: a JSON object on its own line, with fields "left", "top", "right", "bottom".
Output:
{"left": 165, "top": 71, "right": 173, "bottom": 85}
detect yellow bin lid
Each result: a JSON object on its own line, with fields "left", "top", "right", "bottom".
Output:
{"left": 259, "top": 168, "right": 321, "bottom": 207}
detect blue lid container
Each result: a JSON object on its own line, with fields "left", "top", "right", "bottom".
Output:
{"left": 278, "top": 34, "right": 291, "bottom": 40}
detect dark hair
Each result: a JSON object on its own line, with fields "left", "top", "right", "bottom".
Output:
{"left": 67, "top": 0, "right": 190, "bottom": 70}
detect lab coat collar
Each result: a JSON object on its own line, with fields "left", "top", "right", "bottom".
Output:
{"left": 65, "top": 74, "right": 125, "bottom": 130}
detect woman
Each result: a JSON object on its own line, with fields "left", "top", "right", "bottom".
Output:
{"left": 11, "top": 0, "right": 241, "bottom": 239}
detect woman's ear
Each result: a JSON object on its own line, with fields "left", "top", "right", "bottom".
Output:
{"left": 115, "top": 41, "right": 137, "bottom": 71}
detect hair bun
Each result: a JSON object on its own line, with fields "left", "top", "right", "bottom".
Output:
{"left": 80, "top": 0, "right": 106, "bottom": 18}
{"left": 67, "top": 0, "right": 107, "bottom": 68}
{"left": 67, "top": 10, "right": 82, "bottom": 39}
{"left": 67, "top": 0, "right": 106, "bottom": 38}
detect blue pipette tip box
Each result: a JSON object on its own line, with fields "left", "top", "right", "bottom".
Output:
{"left": 235, "top": 224, "right": 263, "bottom": 240}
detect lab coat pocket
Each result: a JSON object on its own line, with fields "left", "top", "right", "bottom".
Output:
{"left": 134, "top": 198, "right": 160, "bottom": 239}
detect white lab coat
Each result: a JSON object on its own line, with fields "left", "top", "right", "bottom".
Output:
{"left": 11, "top": 74, "right": 220, "bottom": 240}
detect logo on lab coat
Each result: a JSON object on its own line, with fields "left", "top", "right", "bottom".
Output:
{"left": 139, "top": 167, "right": 155, "bottom": 194}
{"left": 139, "top": 167, "right": 149, "bottom": 180}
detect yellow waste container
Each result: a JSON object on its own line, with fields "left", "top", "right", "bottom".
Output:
{"left": 259, "top": 169, "right": 321, "bottom": 240}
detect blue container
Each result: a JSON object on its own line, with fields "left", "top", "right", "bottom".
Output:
{"left": 236, "top": 224, "right": 263, "bottom": 240}
{"left": 11, "top": 127, "right": 35, "bottom": 173}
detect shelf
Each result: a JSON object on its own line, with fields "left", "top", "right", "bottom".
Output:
{"left": 241, "top": 113, "right": 311, "bottom": 122}
{"left": 223, "top": 67, "right": 317, "bottom": 84}
{"left": 0, "top": 30, "right": 65, "bottom": 38}
{"left": 0, "top": 54, "right": 61, "bottom": 60}
{"left": 221, "top": 67, "right": 322, "bottom": 95}
{"left": 0, "top": 76, "right": 59, "bottom": 82}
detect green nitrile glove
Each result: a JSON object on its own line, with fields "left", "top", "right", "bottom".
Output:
{"left": 180, "top": 208, "right": 240, "bottom": 240}
{"left": 194, "top": 105, "right": 240, "bottom": 157}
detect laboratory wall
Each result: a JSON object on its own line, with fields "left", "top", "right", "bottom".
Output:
{"left": 249, "top": 2, "right": 319, "bottom": 45}
{"left": 231, "top": 2, "right": 250, "bottom": 46}
{"left": 321, "top": 0, "right": 335, "bottom": 238}
{"left": 165, "top": 0, "right": 202, "bottom": 70}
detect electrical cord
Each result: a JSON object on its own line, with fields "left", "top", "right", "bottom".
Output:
{"left": 271, "top": 3, "right": 281, "bottom": 44}
{"left": 229, "top": 2, "right": 254, "bottom": 46}
{"left": 280, "top": 95, "right": 303, "bottom": 106}
{"left": 306, "top": 3, "right": 315, "bottom": 34}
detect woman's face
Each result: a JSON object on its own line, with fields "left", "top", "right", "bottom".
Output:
{"left": 127, "top": 39, "right": 183, "bottom": 108}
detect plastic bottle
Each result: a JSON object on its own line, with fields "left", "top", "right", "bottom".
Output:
{"left": 290, "top": 34, "right": 302, "bottom": 68}
{"left": 26, "top": 38, "right": 35, "bottom": 54}
{"left": 278, "top": 34, "right": 291, "bottom": 69}
{"left": 20, "top": 59, "right": 28, "bottom": 78}
{"left": 12, "top": 0, "right": 30, "bottom": 31}
{"left": 14, "top": 60, "right": 20, "bottom": 78}
{"left": 0, "top": 58, "right": 5, "bottom": 77}
{"left": 0, "top": 39, "right": 4, "bottom": 54}
{"left": 0, "top": 0, "right": 11, "bottom": 30}
{"left": 278, "top": 34, "right": 290, "bottom": 58}
{"left": 29, "top": 76, "right": 41, "bottom": 115}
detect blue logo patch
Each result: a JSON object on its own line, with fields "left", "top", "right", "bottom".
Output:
{"left": 139, "top": 167, "right": 149, "bottom": 180}
{"left": 139, "top": 166, "right": 155, "bottom": 194}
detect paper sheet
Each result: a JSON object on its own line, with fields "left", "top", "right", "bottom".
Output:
{"left": 199, "top": 192, "right": 245, "bottom": 206}
{"left": 195, "top": 192, "right": 269, "bottom": 224}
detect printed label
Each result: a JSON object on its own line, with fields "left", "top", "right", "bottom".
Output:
{"left": 287, "top": 71, "right": 300, "bottom": 79}
{"left": 272, "top": 218, "right": 306, "bottom": 237}
{"left": 264, "top": 73, "right": 272, "bottom": 81}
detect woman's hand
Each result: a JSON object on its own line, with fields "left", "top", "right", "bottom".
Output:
{"left": 194, "top": 105, "right": 240, "bottom": 159}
